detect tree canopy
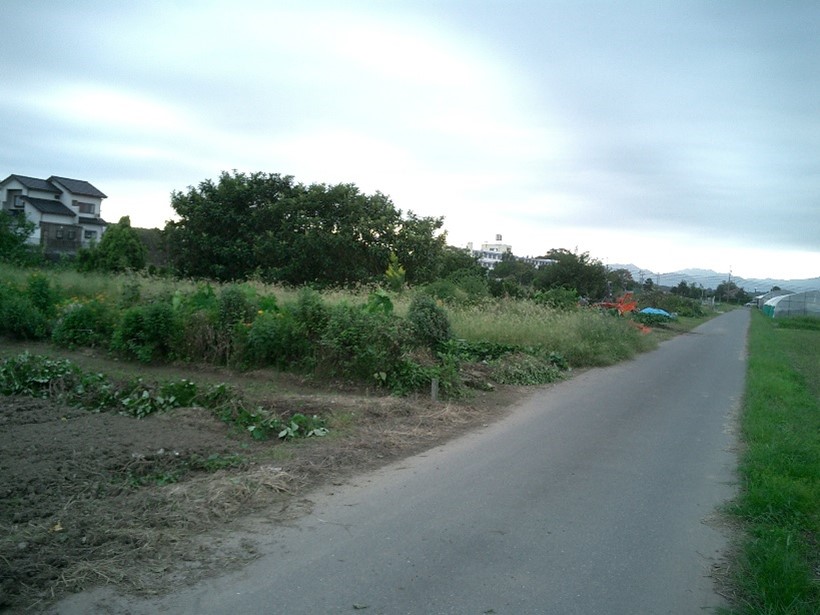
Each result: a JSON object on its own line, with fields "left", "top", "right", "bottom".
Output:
{"left": 533, "top": 249, "right": 609, "bottom": 299}
{"left": 0, "top": 211, "right": 35, "bottom": 264}
{"left": 164, "top": 171, "right": 447, "bottom": 285}
{"left": 78, "top": 216, "right": 146, "bottom": 272}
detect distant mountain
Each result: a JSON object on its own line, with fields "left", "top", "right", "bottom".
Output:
{"left": 609, "top": 264, "right": 820, "bottom": 295}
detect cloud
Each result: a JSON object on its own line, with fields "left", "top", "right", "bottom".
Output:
{"left": 1, "top": 0, "right": 818, "bottom": 280}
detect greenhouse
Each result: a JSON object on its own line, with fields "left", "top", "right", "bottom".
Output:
{"left": 761, "top": 290, "right": 820, "bottom": 319}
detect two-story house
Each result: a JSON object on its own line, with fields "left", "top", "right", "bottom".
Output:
{"left": 0, "top": 174, "right": 108, "bottom": 255}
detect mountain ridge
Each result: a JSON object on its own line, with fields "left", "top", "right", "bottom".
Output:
{"left": 610, "top": 264, "right": 820, "bottom": 295}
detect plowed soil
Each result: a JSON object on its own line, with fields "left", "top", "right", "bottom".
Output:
{"left": 0, "top": 344, "right": 532, "bottom": 613}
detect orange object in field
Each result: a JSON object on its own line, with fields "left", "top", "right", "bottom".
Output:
{"left": 597, "top": 292, "right": 638, "bottom": 316}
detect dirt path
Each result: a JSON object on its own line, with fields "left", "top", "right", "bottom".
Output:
{"left": 0, "top": 345, "right": 534, "bottom": 613}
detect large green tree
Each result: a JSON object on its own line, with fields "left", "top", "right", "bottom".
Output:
{"left": 165, "top": 171, "right": 446, "bottom": 285}
{"left": 534, "top": 248, "right": 608, "bottom": 299}
{"left": 78, "top": 216, "right": 146, "bottom": 272}
{"left": 166, "top": 171, "right": 300, "bottom": 281}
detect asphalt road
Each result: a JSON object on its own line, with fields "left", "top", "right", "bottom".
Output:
{"left": 53, "top": 309, "right": 748, "bottom": 615}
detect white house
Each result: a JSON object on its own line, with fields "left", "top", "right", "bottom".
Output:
{"left": 0, "top": 174, "right": 108, "bottom": 255}
{"left": 467, "top": 235, "right": 554, "bottom": 271}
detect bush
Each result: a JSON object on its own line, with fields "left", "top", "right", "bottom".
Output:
{"left": 319, "top": 304, "right": 408, "bottom": 385}
{"left": 243, "top": 310, "right": 313, "bottom": 369}
{"left": 112, "top": 301, "right": 179, "bottom": 362}
{"left": 218, "top": 285, "right": 256, "bottom": 330}
{"left": 290, "top": 288, "right": 328, "bottom": 340}
{"left": 423, "top": 279, "right": 462, "bottom": 303}
{"left": 407, "top": 294, "right": 453, "bottom": 351}
{"left": 26, "top": 272, "right": 60, "bottom": 317}
{"left": 638, "top": 290, "right": 705, "bottom": 317}
{"left": 0, "top": 292, "right": 49, "bottom": 340}
{"left": 534, "top": 287, "right": 579, "bottom": 311}
{"left": 52, "top": 298, "right": 117, "bottom": 348}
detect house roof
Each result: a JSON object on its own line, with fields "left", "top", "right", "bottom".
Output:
{"left": 22, "top": 196, "right": 76, "bottom": 217}
{"left": 1, "top": 174, "right": 60, "bottom": 193}
{"left": 0, "top": 174, "right": 107, "bottom": 199}
{"left": 48, "top": 176, "right": 107, "bottom": 199}
{"left": 79, "top": 216, "right": 108, "bottom": 226}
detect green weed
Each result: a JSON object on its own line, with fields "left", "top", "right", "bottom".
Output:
{"left": 724, "top": 311, "right": 819, "bottom": 614}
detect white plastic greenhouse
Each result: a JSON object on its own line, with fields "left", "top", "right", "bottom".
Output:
{"left": 761, "top": 290, "right": 820, "bottom": 319}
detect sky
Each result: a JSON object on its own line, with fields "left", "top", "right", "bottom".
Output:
{"left": 2, "top": 0, "right": 819, "bottom": 280}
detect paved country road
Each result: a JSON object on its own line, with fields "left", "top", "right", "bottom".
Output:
{"left": 52, "top": 309, "right": 749, "bottom": 615}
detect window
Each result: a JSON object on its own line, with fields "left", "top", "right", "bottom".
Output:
{"left": 84, "top": 230, "right": 97, "bottom": 240}
{"left": 8, "top": 190, "right": 23, "bottom": 208}
{"left": 56, "top": 228, "right": 64, "bottom": 239}
{"left": 76, "top": 201, "right": 95, "bottom": 214}
{"left": 67, "top": 229, "right": 76, "bottom": 240}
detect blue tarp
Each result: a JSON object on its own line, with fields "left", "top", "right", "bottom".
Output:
{"left": 639, "top": 307, "right": 673, "bottom": 318}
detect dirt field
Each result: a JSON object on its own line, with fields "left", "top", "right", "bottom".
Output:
{"left": 0, "top": 345, "right": 534, "bottom": 613}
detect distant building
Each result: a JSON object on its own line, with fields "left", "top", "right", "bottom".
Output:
{"left": 0, "top": 174, "right": 108, "bottom": 256}
{"left": 467, "top": 234, "right": 554, "bottom": 271}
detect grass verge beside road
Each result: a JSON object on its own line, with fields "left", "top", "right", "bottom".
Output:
{"left": 724, "top": 310, "right": 819, "bottom": 614}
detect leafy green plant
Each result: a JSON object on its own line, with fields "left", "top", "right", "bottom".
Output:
{"left": 632, "top": 311, "right": 674, "bottom": 327}
{"left": 290, "top": 287, "right": 328, "bottom": 341}
{"left": 112, "top": 301, "right": 179, "bottom": 362}
{"left": 407, "top": 294, "right": 453, "bottom": 351}
{"left": 25, "top": 272, "right": 60, "bottom": 317}
{"left": 319, "top": 304, "right": 408, "bottom": 385}
{"left": 119, "top": 276, "right": 141, "bottom": 308}
{"left": 364, "top": 289, "right": 394, "bottom": 314}
{"left": 52, "top": 298, "right": 117, "bottom": 348}
{"left": 243, "top": 310, "right": 313, "bottom": 369}
{"left": 384, "top": 252, "right": 406, "bottom": 292}
{"left": 277, "top": 413, "right": 329, "bottom": 440}
{"left": 0, "top": 353, "right": 330, "bottom": 440}
{"left": 0, "top": 293, "right": 49, "bottom": 340}
{"left": 0, "top": 352, "right": 79, "bottom": 397}
{"left": 637, "top": 290, "right": 704, "bottom": 317}
{"left": 533, "top": 287, "right": 579, "bottom": 311}
{"left": 218, "top": 284, "right": 255, "bottom": 330}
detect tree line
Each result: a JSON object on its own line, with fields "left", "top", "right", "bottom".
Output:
{"left": 0, "top": 170, "right": 753, "bottom": 304}
{"left": 164, "top": 171, "right": 451, "bottom": 286}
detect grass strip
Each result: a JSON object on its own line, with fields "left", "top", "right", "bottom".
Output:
{"left": 724, "top": 311, "right": 819, "bottom": 614}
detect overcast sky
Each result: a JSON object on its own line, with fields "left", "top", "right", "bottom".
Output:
{"left": 2, "top": 0, "right": 819, "bottom": 279}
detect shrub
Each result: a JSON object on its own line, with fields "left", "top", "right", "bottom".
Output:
{"left": 218, "top": 285, "right": 256, "bottom": 330}
{"left": 288, "top": 288, "right": 327, "bottom": 341}
{"left": 638, "top": 290, "right": 705, "bottom": 317}
{"left": 450, "top": 271, "right": 489, "bottom": 303}
{"left": 319, "top": 304, "right": 408, "bottom": 384}
{"left": 364, "top": 289, "right": 393, "bottom": 315}
{"left": 0, "top": 292, "right": 49, "bottom": 340}
{"left": 119, "top": 277, "right": 141, "bottom": 308}
{"left": 26, "top": 272, "right": 60, "bottom": 317}
{"left": 52, "top": 298, "right": 117, "bottom": 348}
{"left": 423, "top": 279, "right": 462, "bottom": 303}
{"left": 243, "top": 310, "right": 313, "bottom": 369}
{"left": 112, "top": 301, "right": 179, "bottom": 362}
{"left": 407, "top": 294, "right": 453, "bottom": 351}
{"left": 534, "top": 287, "right": 579, "bottom": 311}
{"left": 178, "top": 309, "right": 227, "bottom": 364}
